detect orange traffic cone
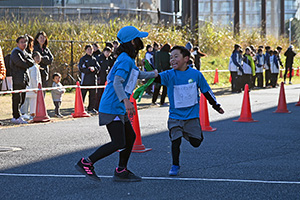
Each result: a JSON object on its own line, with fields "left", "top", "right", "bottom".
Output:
{"left": 279, "top": 70, "right": 283, "bottom": 78}
{"left": 71, "top": 82, "right": 91, "bottom": 118}
{"left": 296, "top": 67, "right": 300, "bottom": 76}
{"left": 295, "top": 95, "right": 300, "bottom": 106}
{"left": 274, "top": 82, "right": 291, "bottom": 113}
{"left": 129, "top": 94, "right": 152, "bottom": 153}
{"left": 33, "top": 83, "right": 50, "bottom": 122}
{"left": 233, "top": 84, "right": 258, "bottom": 122}
{"left": 229, "top": 74, "right": 232, "bottom": 83}
{"left": 199, "top": 93, "right": 216, "bottom": 132}
{"left": 213, "top": 68, "right": 219, "bottom": 84}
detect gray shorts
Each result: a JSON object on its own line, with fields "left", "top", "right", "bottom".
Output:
{"left": 168, "top": 118, "right": 203, "bottom": 141}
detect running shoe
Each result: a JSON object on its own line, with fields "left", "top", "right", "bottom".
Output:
{"left": 113, "top": 168, "right": 142, "bottom": 182}
{"left": 11, "top": 117, "right": 28, "bottom": 124}
{"left": 75, "top": 158, "right": 100, "bottom": 181}
{"left": 169, "top": 165, "right": 180, "bottom": 176}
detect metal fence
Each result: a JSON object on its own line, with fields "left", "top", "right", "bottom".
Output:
{"left": 0, "top": 6, "right": 177, "bottom": 24}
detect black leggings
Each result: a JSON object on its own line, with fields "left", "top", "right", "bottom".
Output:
{"left": 284, "top": 65, "right": 293, "bottom": 82}
{"left": 171, "top": 136, "right": 203, "bottom": 166}
{"left": 89, "top": 120, "right": 136, "bottom": 168}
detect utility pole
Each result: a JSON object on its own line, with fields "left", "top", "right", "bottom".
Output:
{"left": 280, "top": 0, "right": 285, "bottom": 36}
{"left": 261, "top": 0, "right": 266, "bottom": 38}
{"left": 234, "top": 0, "right": 239, "bottom": 36}
{"left": 210, "top": 0, "right": 213, "bottom": 23}
{"left": 182, "top": 0, "right": 191, "bottom": 26}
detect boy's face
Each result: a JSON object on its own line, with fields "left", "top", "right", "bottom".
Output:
{"left": 86, "top": 47, "right": 93, "bottom": 56}
{"left": 34, "top": 55, "right": 41, "bottom": 64}
{"left": 93, "top": 45, "right": 98, "bottom": 52}
{"left": 17, "top": 38, "right": 27, "bottom": 51}
{"left": 53, "top": 76, "right": 61, "bottom": 84}
{"left": 104, "top": 50, "right": 111, "bottom": 58}
{"left": 170, "top": 49, "right": 189, "bottom": 71}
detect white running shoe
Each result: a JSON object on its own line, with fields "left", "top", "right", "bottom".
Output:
{"left": 21, "top": 114, "right": 30, "bottom": 120}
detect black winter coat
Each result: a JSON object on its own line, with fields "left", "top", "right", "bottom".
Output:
{"left": 284, "top": 48, "right": 297, "bottom": 67}
{"left": 33, "top": 45, "right": 53, "bottom": 81}
{"left": 10, "top": 47, "right": 34, "bottom": 87}
{"left": 96, "top": 54, "right": 114, "bottom": 85}
{"left": 78, "top": 54, "right": 100, "bottom": 86}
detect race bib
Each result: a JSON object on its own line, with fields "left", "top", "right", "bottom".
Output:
{"left": 125, "top": 69, "right": 139, "bottom": 94}
{"left": 173, "top": 82, "right": 198, "bottom": 108}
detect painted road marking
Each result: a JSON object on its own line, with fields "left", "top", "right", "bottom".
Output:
{"left": 0, "top": 173, "right": 299, "bottom": 185}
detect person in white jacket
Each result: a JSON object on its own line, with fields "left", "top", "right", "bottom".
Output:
{"left": 25, "top": 51, "right": 42, "bottom": 120}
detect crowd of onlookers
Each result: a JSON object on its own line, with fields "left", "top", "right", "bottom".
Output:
{"left": 0, "top": 31, "right": 298, "bottom": 124}
{"left": 229, "top": 44, "right": 297, "bottom": 93}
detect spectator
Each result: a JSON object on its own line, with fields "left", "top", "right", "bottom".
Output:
{"left": 264, "top": 46, "right": 271, "bottom": 87}
{"left": 152, "top": 43, "right": 171, "bottom": 106}
{"left": 112, "top": 40, "right": 119, "bottom": 60}
{"left": 242, "top": 47, "right": 255, "bottom": 89}
{"left": 95, "top": 47, "right": 114, "bottom": 108}
{"left": 270, "top": 50, "right": 280, "bottom": 88}
{"left": 10, "top": 35, "right": 35, "bottom": 124}
{"left": 284, "top": 45, "right": 297, "bottom": 84}
{"left": 92, "top": 43, "right": 101, "bottom": 57}
{"left": 153, "top": 41, "right": 160, "bottom": 53}
{"left": 23, "top": 51, "right": 42, "bottom": 120}
{"left": 33, "top": 31, "right": 53, "bottom": 88}
{"left": 229, "top": 44, "right": 243, "bottom": 93}
{"left": 51, "top": 72, "right": 65, "bottom": 118}
{"left": 2, "top": 54, "right": 12, "bottom": 91}
{"left": 254, "top": 48, "right": 265, "bottom": 88}
{"left": 78, "top": 44, "right": 100, "bottom": 114}
{"left": 145, "top": 44, "right": 154, "bottom": 66}
{"left": 192, "top": 46, "right": 207, "bottom": 70}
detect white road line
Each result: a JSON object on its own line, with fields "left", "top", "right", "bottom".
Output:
{"left": 0, "top": 173, "right": 299, "bottom": 185}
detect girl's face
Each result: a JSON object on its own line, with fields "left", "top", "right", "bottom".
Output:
{"left": 34, "top": 55, "right": 41, "bottom": 64}
{"left": 53, "top": 76, "right": 61, "bottom": 84}
{"left": 86, "top": 47, "right": 93, "bottom": 56}
{"left": 170, "top": 49, "right": 189, "bottom": 71}
{"left": 93, "top": 45, "right": 99, "bottom": 52}
{"left": 147, "top": 47, "right": 153, "bottom": 52}
{"left": 37, "top": 34, "right": 46, "bottom": 45}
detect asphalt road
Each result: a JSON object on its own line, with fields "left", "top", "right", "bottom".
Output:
{"left": 0, "top": 84, "right": 300, "bottom": 200}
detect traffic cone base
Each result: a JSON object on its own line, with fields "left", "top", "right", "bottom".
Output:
{"left": 199, "top": 94, "right": 217, "bottom": 132}
{"left": 274, "top": 82, "right": 291, "bottom": 113}
{"left": 72, "top": 82, "right": 91, "bottom": 118}
{"left": 129, "top": 94, "right": 152, "bottom": 153}
{"left": 233, "top": 84, "right": 258, "bottom": 123}
{"left": 33, "top": 83, "right": 51, "bottom": 123}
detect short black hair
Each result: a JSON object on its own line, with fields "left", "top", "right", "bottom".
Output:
{"left": 170, "top": 46, "right": 191, "bottom": 58}
{"left": 52, "top": 72, "right": 61, "bottom": 79}
{"left": 16, "top": 35, "right": 28, "bottom": 43}
{"left": 257, "top": 48, "right": 263, "bottom": 53}
{"left": 276, "top": 46, "right": 282, "bottom": 50}
{"left": 32, "top": 51, "right": 41, "bottom": 59}
{"left": 106, "top": 42, "right": 113, "bottom": 49}
{"left": 113, "top": 40, "right": 119, "bottom": 45}
{"left": 85, "top": 44, "right": 92, "bottom": 50}
{"left": 103, "top": 47, "right": 111, "bottom": 52}
{"left": 265, "top": 46, "right": 271, "bottom": 50}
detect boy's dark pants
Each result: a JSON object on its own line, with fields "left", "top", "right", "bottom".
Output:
{"left": 255, "top": 73, "right": 263, "bottom": 88}
{"left": 265, "top": 69, "right": 271, "bottom": 86}
{"left": 81, "top": 88, "right": 96, "bottom": 111}
{"left": 53, "top": 101, "right": 62, "bottom": 115}
{"left": 270, "top": 73, "right": 279, "bottom": 88}
{"left": 230, "top": 72, "right": 238, "bottom": 92}
{"left": 152, "top": 84, "right": 167, "bottom": 104}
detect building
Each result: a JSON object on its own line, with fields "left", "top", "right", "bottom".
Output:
{"left": 199, "top": 0, "right": 300, "bottom": 37}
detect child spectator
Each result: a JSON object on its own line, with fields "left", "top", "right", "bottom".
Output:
{"left": 270, "top": 50, "right": 280, "bottom": 88}
{"left": 51, "top": 72, "right": 65, "bottom": 118}
{"left": 229, "top": 44, "right": 243, "bottom": 93}
{"left": 255, "top": 48, "right": 265, "bottom": 88}
{"left": 242, "top": 47, "right": 255, "bottom": 89}
{"left": 192, "top": 46, "right": 206, "bottom": 70}
{"left": 23, "top": 51, "right": 42, "bottom": 120}
{"left": 154, "top": 46, "right": 224, "bottom": 176}
{"left": 78, "top": 44, "right": 100, "bottom": 114}
{"left": 145, "top": 44, "right": 154, "bottom": 66}
{"left": 92, "top": 43, "right": 101, "bottom": 57}
{"left": 264, "top": 46, "right": 271, "bottom": 87}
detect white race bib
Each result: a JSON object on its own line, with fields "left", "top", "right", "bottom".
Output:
{"left": 125, "top": 69, "right": 139, "bottom": 94}
{"left": 173, "top": 82, "right": 198, "bottom": 108}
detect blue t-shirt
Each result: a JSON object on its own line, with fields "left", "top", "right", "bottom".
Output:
{"left": 160, "top": 67, "right": 211, "bottom": 120}
{"left": 99, "top": 52, "right": 139, "bottom": 115}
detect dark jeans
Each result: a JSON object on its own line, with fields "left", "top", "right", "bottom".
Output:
{"left": 265, "top": 69, "right": 271, "bottom": 87}
{"left": 255, "top": 73, "right": 264, "bottom": 88}
{"left": 89, "top": 120, "right": 136, "bottom": 168}
{"left": 152, "top": 84, "right": 167, "bottom": 104}
{"left": 284, "top": 65, "right": 293, "bottom": 82}
{"left": 12, "top": 83, "right": 26, "bottom": 119}
{"left": 53, "top": 101, "right": 62, "bottom": 115}
{"left": 81, "top": 88, "right": 96, "bottom": 111}
{"left": 230, "top": 72, "right": 238, "bottom": 92}
{"left": 241, "top": 74, "right": 252, "bottom": 90}
{"left": 271, "top": 73, "right": 279, "bottom": 87}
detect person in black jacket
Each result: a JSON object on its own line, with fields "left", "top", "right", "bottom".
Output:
{"left": 95, "top": 47, "right": 114, "bottom": 108}
{"left": 92, "top": 43, "right": 101, "bottom": 57}
{"left": 78, "top": 44, "right": 100, "bottom": 114}
{"left": 33, "top": 31, "right": 53, "bottom": 88}
{"left": 10, "top": 35, "right": 35, "bottom": 124}
{"left": 284, "top": 45, "right": 297, "bottom": 84}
